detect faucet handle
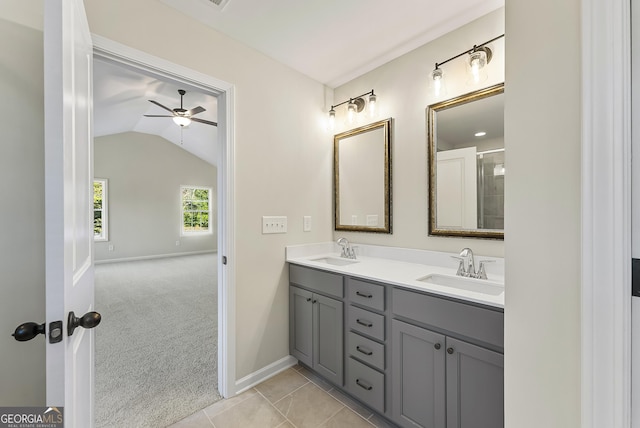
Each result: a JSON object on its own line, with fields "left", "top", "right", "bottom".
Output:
{"left": 451, "top": 256, "right": 466, "bottom": 276}
{"left": 476, "top": 260, "right": 495, "bottom": 280}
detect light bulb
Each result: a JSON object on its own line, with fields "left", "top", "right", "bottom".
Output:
{"left": 467, "top": 49, "right": 488, "bottom": 85}
{"left": 368, "top": 93, "right": 377, "bottom": 117}
{"left": 430, "top": 67, "right": 445, "bottom": 97}
{"left": 173, "top": 115, "right": 191, "bottom": 127}
{"left": 347, "top": 100, "right": 357, "bottom": 123}
{"left": 328, "top": 108, "right": 336, "bottom": 131}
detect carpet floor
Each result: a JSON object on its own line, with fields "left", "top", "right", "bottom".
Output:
{"left": 94, "top": 253, "right": 222, "bottom": 428}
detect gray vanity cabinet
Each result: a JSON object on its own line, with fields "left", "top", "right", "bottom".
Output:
{"left": 391, "top": 288, "right": 504, "bottom": 428}
{"left": 289, "top": 265, "right": 344, "bottom": 386}
{"left": 392, "top": 319, "right": 446, "bottom": 428}
{"left": 445, "top": 337, "right": 504, "bottom": 428}
{"left": 288, "top": 263, "right": 504, "bottom": 428}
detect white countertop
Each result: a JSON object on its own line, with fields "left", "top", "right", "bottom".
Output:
{"left": 286, "top": 243, "right": 505, "bottom": 309}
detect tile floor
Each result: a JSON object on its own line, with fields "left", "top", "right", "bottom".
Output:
{"left": 169, "top": 365, "right": 397, "bottom": 428}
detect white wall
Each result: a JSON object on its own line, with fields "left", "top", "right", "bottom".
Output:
{"left": 504, "top": 1, "right": 581, "bottom": 427}
{"left": 94, "top": 132, "right": 217, "bottom": 262}
{"left": 0, "top": 13, "right": 45, "bottom": 405}
{"left": 83, "top": 0, "right": 334, "bottom": 380}
{"left": 332, "top": 9, "right": 505, "bottom": 257}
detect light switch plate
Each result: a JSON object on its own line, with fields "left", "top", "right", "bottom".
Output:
{"left": 303, "top": 216, "right": 311, "bottom": 232}
{"left": 262, "top": 216, "right": 287, "bottom": 234}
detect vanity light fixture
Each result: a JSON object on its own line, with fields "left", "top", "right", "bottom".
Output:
{"left": 328, "top": 89, "right": 378, "bottom": 130}
{"left": 429, "top": 34, "right": 504, "bottom": 96}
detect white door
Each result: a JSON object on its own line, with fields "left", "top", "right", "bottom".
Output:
{"left": 44, "top": 1, "right": 96, "bottom": 426}
{"left": 436, "top": 147, "right": 478, "bottom": 229}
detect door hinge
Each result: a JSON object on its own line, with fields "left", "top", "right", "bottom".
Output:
{"left": 222, "top": 256, "right": 227, "bottom": 265}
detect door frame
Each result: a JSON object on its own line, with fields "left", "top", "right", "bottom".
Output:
{"left": 581, "top": 0, "right": 632, "bottom": 426}
{"left": 91, "top": 35, "right": 236, "bottom": 398}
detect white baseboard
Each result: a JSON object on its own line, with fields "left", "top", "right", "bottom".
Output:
{"left": 95, "top": 250, "right": 217, "bottom": 265}
{"left": 234, "top": 356, "right": 298, "bottom": 395}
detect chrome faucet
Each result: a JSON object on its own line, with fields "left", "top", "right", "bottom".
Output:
{"left": 337, "top": 237, "right": 356, "bottom": 259}
{"left": 451, "top": 248, "right": 492, "bottom": 280}
{"left": 460, "top": 248, "right": 475, "bottom": 276}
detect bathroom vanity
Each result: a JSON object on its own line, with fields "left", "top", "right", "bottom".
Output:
{"left": 287, "top": 243, "right": 504, "bottom": 428}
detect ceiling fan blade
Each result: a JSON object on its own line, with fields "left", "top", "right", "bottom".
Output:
{"left": 190, "top": 117, "right": 218, "bottom": 127}
{"left": 148, "top": 99, "right": 175, "bottom": 114}
{"left": 187, "top": 106, "right": 206, "bottom": 116}
{"left": 143, "top": 114, "right": 174, "bottom": 118}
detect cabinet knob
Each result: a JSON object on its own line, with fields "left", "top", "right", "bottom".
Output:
{"left": 434, "top": 343, "right": 441, "bottom": 350}
{"left": 312, "top": 299, "right": 317, "bottom": 304}
{"left": 447, "top": 347, "right": 454, "bottom": 354}
{"left": 306, "top": 298, "right": 311, "bottom": 302}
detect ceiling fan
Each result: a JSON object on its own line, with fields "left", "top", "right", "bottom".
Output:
{"left": 144, "top": 89, "right": 217, "bottom": 127}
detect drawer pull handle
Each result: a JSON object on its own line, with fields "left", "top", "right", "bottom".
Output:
{"left": 356, "top": 319, "right": 373, "bottom": 328}
{"left": 356, "top": 345, "right": 373, "bottom": 356}
{"left": 356, "top": 379, "right": 373, "bottom": 391}
{"left": 356, "top": 291, "right": 373, "bottom": 299}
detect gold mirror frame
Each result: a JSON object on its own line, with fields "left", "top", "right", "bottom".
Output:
{"left": 334, "top": 118, "right": 392, "bottom": 233}
{"left": 428, "top": 83, "right": 504, "bottom": 239}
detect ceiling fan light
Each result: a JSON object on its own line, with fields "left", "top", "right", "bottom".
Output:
{"left": 173, "top": 116, "right": 192, "bottom": 127}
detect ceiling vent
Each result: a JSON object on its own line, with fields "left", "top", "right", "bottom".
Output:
{"left": 207, "top": 0, "right": 231, "bottom": 9}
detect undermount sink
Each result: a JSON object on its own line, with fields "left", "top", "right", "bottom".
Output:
{"left": 417, "top": 273, "right": 504, "bottom": 296}
{"left": 311, "top": 257, "right": 360, "bottom": 266}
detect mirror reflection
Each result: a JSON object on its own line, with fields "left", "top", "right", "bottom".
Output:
{"left": 334, "top": 118, "right": 392, "bottom": 233}
{"left": 428, "top": 83, "right": 504, "bottom": 239}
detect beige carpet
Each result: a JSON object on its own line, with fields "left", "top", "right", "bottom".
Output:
{"left": 94, "top": 253, "right": 222, "bottom": 428}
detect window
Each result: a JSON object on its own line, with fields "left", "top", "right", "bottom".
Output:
{"left": 94, "top": 179, "right": 108, "bottom": 241}
{"left": 181, "top": 186, "right": 212, "bottom": 235}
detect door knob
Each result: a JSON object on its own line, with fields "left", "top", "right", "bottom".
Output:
{"left": 67, "top": 311, "right": 101, "bottom": 336}
{"left": 12, "top": 322, "right": 45, "bottom": 342}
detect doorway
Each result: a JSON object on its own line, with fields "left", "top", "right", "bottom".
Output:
{"left": 92, "top": 37, "right": 236, "bottom": 425}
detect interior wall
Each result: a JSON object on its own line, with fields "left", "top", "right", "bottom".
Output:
{"left": 504, "top": 0, "right": 581, "bottom": 427}
{"left": 0, "top": 13, "right": 46, "bottom": 405}
{"left": 331, "top": 8, "right": 505, "bottom": 257}
{"left": 94, "top": 132, "right": 217, "bottom": 262}
{"left": 83, "top": 0, "right": 334, "bottom": 380}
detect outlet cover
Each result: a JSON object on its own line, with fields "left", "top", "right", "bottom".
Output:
{"left": 303, "top": 216, "right": 311, "bottom": 232}
{"left": 262, "top": 216, "right": 287, "bottom": 234}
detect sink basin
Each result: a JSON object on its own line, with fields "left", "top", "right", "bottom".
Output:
{"left": 311, "top": 257, "right": 360, "bottom": 266}
{"left": 417, "top": 274, "right": 504, "bottom": 296}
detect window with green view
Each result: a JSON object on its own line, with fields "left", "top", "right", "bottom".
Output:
{"left": 181, "top": 186, "right": 212, "bottom": 235}
{"left": 94, "top": 179, "right": 108, "bottom": 241}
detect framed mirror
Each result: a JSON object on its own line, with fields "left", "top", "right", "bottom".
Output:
{"left": 428, "top": 83, "right": 504, "bottom": 239}
{"left": 334, "top": 118, "right": 392, "bottom": 233}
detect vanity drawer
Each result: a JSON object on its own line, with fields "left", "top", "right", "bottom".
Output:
{"left": 392, "top": 288, "right": 504, "bottom": 349}
{"left": 289, "top": 264, "right": 343, "bottom": 298}
{"left": 349, "top": 305, "right": 385, "bottom": 341}
{"left": 348, "top": 278, "right": 385, "bottom": 312}
{"left": 348, "top": 332, "right": 385, "bottom": 371}
{"left": 347, "top": 357, "right": 385, "bottom": 414}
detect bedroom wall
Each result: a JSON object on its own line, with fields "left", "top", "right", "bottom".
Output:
{"left": 94, "top": 132, "right": 217, "bottom": 262}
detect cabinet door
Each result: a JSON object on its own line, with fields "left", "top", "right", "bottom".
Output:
{"left": 392, "top": 320, "right": 446, "bottom": 428}
{"left": 446, "top": 337, "right": 504, "bottom": 428}
{"left": 313, "top": 293, "right": 344, "bottom": 385}
{"left": 290, "top": 286, "right": 313, "bottom": 367}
